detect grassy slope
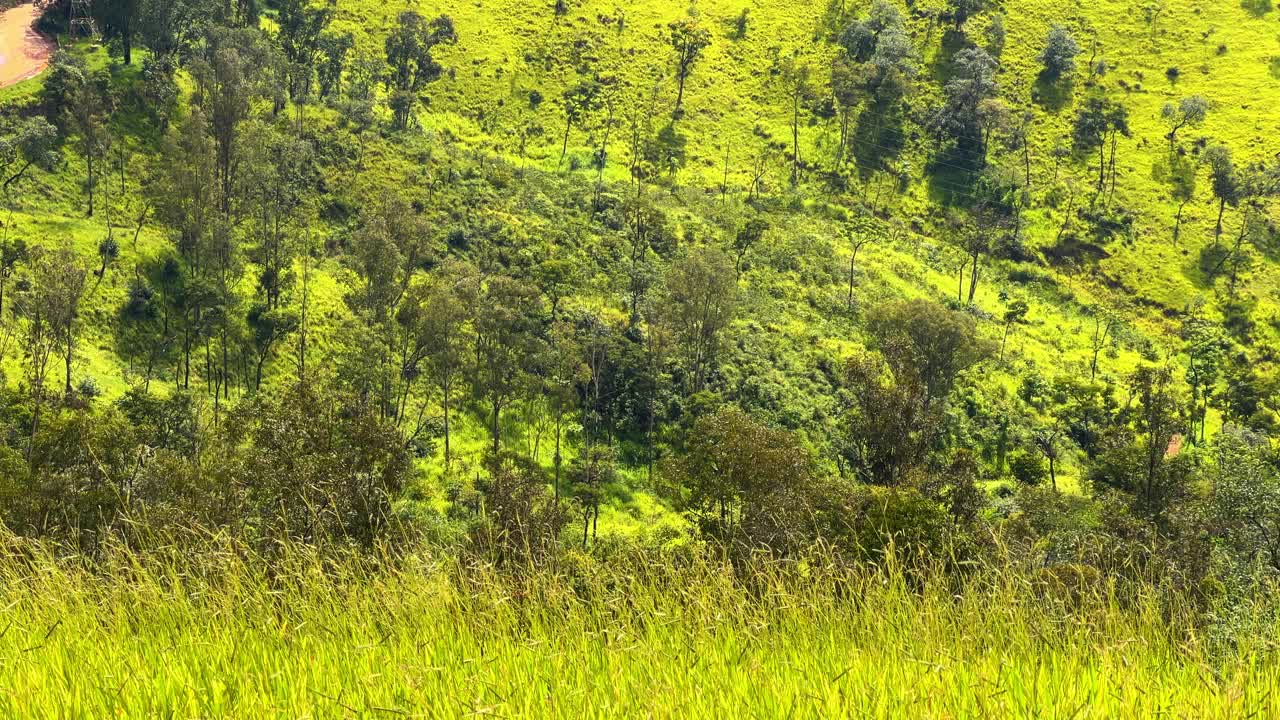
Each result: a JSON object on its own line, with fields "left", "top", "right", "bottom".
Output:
{"left": 2, "top": 0, "right": 1276, "bottom": 516}
{"left": 324, "top": 0, "right": 1280, "bottom": 489}
{"left": 2, "top": 544, "right": 1276, "bottom": 718}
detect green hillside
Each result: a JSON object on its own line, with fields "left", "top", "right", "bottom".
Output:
{"left": 4, "top": 0, "right": 1280, "bottom": 714}
{"left": 0, "top": 0, "right": 1270, "bottom": 518}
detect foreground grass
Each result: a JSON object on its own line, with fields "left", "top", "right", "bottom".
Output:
{"left": 0, "top": 539, "right": 1274, "bottom": 718}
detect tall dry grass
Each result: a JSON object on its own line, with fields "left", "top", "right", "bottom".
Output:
{"left": 0, "top": 532, "right": 1274, "bottom": 718}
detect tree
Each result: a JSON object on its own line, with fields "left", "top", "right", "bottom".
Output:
{"left": 247, "top": 302, "right": 298, "bottom": 390}
{"left": 667, "top": 19, "right": 711, "bottom": 115}
{"left": 659, "top": 246, "right": 737, "bottom": 394}
{"left": 534, "top": 257, "right": 578, "bottom": 321}
{"left": 1088, "top": 366, "right": 1187, "bottom": 520}
{"left": 840, "top": 0, "right": 904, "bottom": 60}
{"left": 569, "top": 446, "right": 616, "bottom": 546}
{"left": 1161, "top": 96, "right": 1208, "bottom": 149}
{"left": 470, "top": 454, "right": 565, "bottom": 565}
{"left": 833, "top": 3, "right": 917, "bottom": 171}
{"left": 779, "top": 55, "right": 813, "bottom": 186}
{"left": 732, "top": 216, "right": 768, "bottom": 276}
{"left": 0, "top": 238, "right": 27, "bottom": 320}
{"left": 866, "top": 298, "right": 991, "bottom": 409}
{"left": 343, "top": 195, "right": 434, "bottom": 426}
{"left": 732, "top": 9, "right": 750, "bottom": 39}
{"left": 137, "top": 0, "right": 217, "bottom": 61}
{"left": 1167, "top": 151, "right": 1197, "bottom": 243}
{"left": 843, "top": 216, "right": 878, "bottom": 307}
{"left": 150, "top": 108, "right": 244, "bottom": 396}
{"left": 928, "top": 47, "right": 999, "bottom": 160}
{"left": 666, "top": 407, "right": 817, "bottom": 548}
{"left": 861, "top": 24, "right": 917, "bottom": 111}
{"left": 841, "top": 351, "right": 936, "bottom": 485}
{"left": 384, "top": 12, "right": 457, "bottom": 130}
{"left": 559, "top": 78, "right": 601, "bottom": 168}
{"left": 1209, "top": 427, "right": 1280, "bottom": 573}
{"left": 414, "top": 261, "right": 477, "bottom": 469}
{"left": 472, "top": 276, "right": 545, "bottom": 456}
{"left": 1009, "top": 451, "right": 1047, "bottom": 486}
{"left": 964, "top": 167, "right": 1020, "bottom": 303}
{"left": 947, "top": 0, "right": 986, "bottom": 30}
{"left": 1087, "top": 303, "right": 1119, "bottom": 381}
{"left": 1182, "top": 301, "right": 1227, "bottom": 443}
{"left": 152, "top": 109, "right": 218, "bottom": 268}
{"left": 47, "top": 249, "right": 88, "bottom": 399}
{"left": 1072, "top": 94, "right": 1129, "bottom": 195}
{"left": 1031, "top": 424, "right": 1063, "bottom": 491}
{"left": 1038, "top": 25, "right": 1080, "bottom": 81}
{"left": 17, "top": 248, "right": 88, "bottom": 457}
{"left": 347, "top": 194, "right": 429, "bottom": 323}
{"left": 1000, "top": 297, "right": 1029, "bottom": 360}
{"left": 98, "top": 0, "right": 141, "bottom": 64}
{"left": 1205, "top": 144, "right": 1240, "bottom": 244}
{"left": 223, "top": 384, "right": 412, "bottom": 546}
{"left": 96, "top": 236, "right": 120, "bottom": 285}
{"left": 0, "top": 117, "right": 59, "bottom": 204}
{"left": 544, "top": 320, "right": 586, "bottom": 498}
{"left": 239, "top": 123, "right": 315, "bottom": 311}
{"left": 985, "top": 13, "right": 1006, "bottom": 56}
{"left": 316, "top": 31, "right": 355, "bottom": 99}
{"left": 830, "top": 57, "right": 861, "bottom": 171}
{"left": 65, "top": 72, "right": 112, "bottom": 218}
{"left": 192, "top": 28, "right": 279, "bottom": 216}
{"left": 41, "top": 52, "right": 89, "bottom": 130}
{"left": 276, "top": 0, "right": 336, "bottom": 127}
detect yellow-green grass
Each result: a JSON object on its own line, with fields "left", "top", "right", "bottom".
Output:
{"left": 0, "top": 538, "right": 1273, "bottom": 718}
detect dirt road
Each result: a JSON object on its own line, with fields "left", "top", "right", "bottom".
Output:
{"left": 0, "top": 3, "right": 52, "bottom": 88}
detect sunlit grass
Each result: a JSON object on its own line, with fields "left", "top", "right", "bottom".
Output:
{"left": 0, "top": 536, "right": 1274, "bottom": 718}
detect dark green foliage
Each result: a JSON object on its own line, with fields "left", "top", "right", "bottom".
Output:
{"left": 1038, "top": 26, "right": 1080, "bottom": 81}
{"left": 1072, "top": 94, "right": 1130, "bottom": 191}
{"left": 867, "top": 298, "right": 992, "bottom": 408}
{"left": 1209, "top": 427, "right": 1280, "bottom": 572}
{"left": 276, "top": 0, "right": 336, "bottom": 104}
{"left": 0, "top": 117, "right": 60, "bottom": 199}
{"left": 316, "top": 31, "right": 355, "bottom": 99}
{"left": 40, "top": 51, "right": 91, "bottom": 130}
{"left": 0, "top": 383, "right": 410, "bottom": 551}
{"left": 1009, "top": 451, "right": 1047, "bottom": 486}
{"left": 385, "top": 12, "right": 457, "bottom": 130}
{"left": 96, "top": 0, "right": 141, "bottom": 64}
{"left": 840, "top": 351, "right": 937, "bottom": 486}
{"left": 469, "top": 453, "right": 567, "bottom": 566}
{"left": 928, "top": 47, "right": 999, "bottom": 162}
{"left": 137, "top": 0, "right": 218, "bottom": 60}
{"left": 666, "top": 406, "right": 840, "bottom": 554}
{"left": 1088, "top": 366, "right": 1189, "bottom": 521}
{"left": 732, "top": 9, "right": 749, "bottom": 40}
{"left": 947, "top": 0, "right": 985, "bottom": 30}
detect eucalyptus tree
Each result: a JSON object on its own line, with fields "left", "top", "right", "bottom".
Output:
{"left": 384, "top": 12, "right": 457, "bottom": 130}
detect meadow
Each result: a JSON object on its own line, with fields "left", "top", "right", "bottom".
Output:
{"left": 1, "top": 537, "right": 1276, "bottom": 719}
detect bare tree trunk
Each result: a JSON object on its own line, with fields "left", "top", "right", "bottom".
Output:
{"left": 443, "top": 382, "right": 452, "bottom": 469}
{"left": 491, "top": 399, "right": 501, "bottom": 456}
{"left": 1173, "top": 196, "right": 1189, "bottom": 245}
{"left": 967, "top": 250, "right": 980, "bottom": 305}
{"left": 791, "top": 93, "right": 800, "bottom": 186}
